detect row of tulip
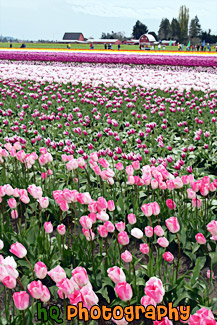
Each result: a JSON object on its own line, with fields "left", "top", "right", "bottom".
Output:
{"left": 0, "top": 50, "right": 217, "bottom": 66}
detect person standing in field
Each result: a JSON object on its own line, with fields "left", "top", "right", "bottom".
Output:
{"left": 104, "top": 43, "right": 107, "bottom": 50}
{"left": 158, "top": 43, "right": 161, "bottom": 50}
{"left": 118, "top": 44, "right": 120, "bottom": 50}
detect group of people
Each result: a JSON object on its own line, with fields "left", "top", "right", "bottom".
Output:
{"left": 9, "top": 43, "right": 26, "bottom": 48}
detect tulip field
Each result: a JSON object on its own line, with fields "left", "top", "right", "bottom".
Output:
{"left": 0, "top": 49, "right": 217, "bottom": 324}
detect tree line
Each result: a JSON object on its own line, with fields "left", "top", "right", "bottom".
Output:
{"left": 101, "top": 5, "right": 217, "bottom": 45}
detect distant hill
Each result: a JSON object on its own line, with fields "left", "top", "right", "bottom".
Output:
{"left": 0, "top": 36, "right": 17, "bottom": 41}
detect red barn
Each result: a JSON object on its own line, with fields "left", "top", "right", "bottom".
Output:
{"left": 139, "top": 34, "right": 156, "bottom": 45}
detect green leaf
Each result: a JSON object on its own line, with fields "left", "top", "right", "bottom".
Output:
{"left": 209, "top": 252, "right": 217, "bottom": 267}
{"left": 190, "top": 257, "right": 206, "bottom": 286}
{"left": 96, "top": 286, "right": 110, "bottom": 303}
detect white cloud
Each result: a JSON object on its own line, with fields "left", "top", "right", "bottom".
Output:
{"left": 65, "top": 0, "right": 179, "bottom": 18}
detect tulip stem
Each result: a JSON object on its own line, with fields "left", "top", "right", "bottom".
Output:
{"left": 114, "top": 232, "right": 121, "bottom": 265}
{"left": 148, "top": 216, "right": 153, "bottom": 227}
{"left": 63, "top": 295, "right": 67, "bottom": 324}
{"left": 176, "top": 233, "right": 180, "bottom": 280}
{"left": 24, "top": 256, "right": 35, "bottom": 279}
{"left": 22, "top": 310, "right": 26, "bottom": 325}
{"left": 17, "top": 277, "right": 25, "bottom": 290}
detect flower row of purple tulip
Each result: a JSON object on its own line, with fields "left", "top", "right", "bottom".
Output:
{"left": 0, "top": 50, "right": 217, "bottom": 67}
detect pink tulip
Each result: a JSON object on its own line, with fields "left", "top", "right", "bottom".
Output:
{"left": 98, "top": 158, "right": 109, "bottom": 168}
{"left": 0, "top": 265, "right": 8, "bottom": 281}
{"left": 163, "top": 252, "right": 174, "bottom": 263}
{"left": 141, "top": 203, "right": 152, "bottom": 217}
{"left": 34, "top": 261, "right": 47, "bottom": 279}
{"left": 127, "top": 213, "right": 136, "bottom": 225}
{"left": 57, "top": 278, "right": 74, "bottom": 296}
{"left": 127, "top": 175, "right": 135, "bottom": 185}
{"left": 11, "top": 210, "right": 18, "bottom": 219}
{"left": 57, "top": 224, "right": 66, "bottom": 235}
{"left": 187, "top": 189, "right": 196, "bottom": 199}
{"left": 145, "top": 277, "right": 165, "bottom": 303}
{"left": 188, "top": 307, "right": 216, "bottom": 325}
{"left": 157, "top": 237, "right": 169, "bottom": 248}
{"left": 154, "top": 225, "right": 164, "bottom": 237}
{"left": 10, "top": 242, "right": 27, "bottom": 258}
{"left": 20, "top": 195, "right": 30, "bottom": 204}
{"left": 38, "top": 197, "right": 49, "bottom": 209}
{"left": 195, "top": 233, "right": 206, "bottom": 245}
{"left": 71, "top": 267, "right": 89, "bottom": 288}
{"left": 4, "top": 265, "right": 18, "bottom": 279}
{"left": 151, "top": 202, "right": 160, "bottom": 215}
{"left": 41, "top": 172, "right": 47, "bottom": 180}
{"left": 4, "top": 184, "right": 14, "bottom": 196}
{"left": 118, "top": 231, "right": 129, "bottom": 246}
{"left": 97, "top": 197, "right": 107, "bottom": 211}
{"left": 107, "top": 200, "right": 115, "bottom": 211}
{"left": 132, "top": 161, "right": 140, "bottom": 170}
{"left": 8, "top": 198, "right": 17, "bottom": 209}
{"left": 80, "top": 216, "right": 92, "bottom": 229}
{"left": 27, "top": 280, "right": 44, "bottom": 299}
{"left": 13, "top": 291, "right": 29, "bottom": 310}
{"left": 108, "top": 266, "right": 126, "bottom": 284}
{"left": 141, "top": 295, "right": 156, "bottom": 307}
{"left": 115, "top": 282, "right": 133, "bottom": 301}
{"left": 82, "top": 228, "right": 95, "bottom": 241}
{"left": 48, "top": 265, "right": 66, "bottom": 283}
{"left": 207, "top": 270, "right": 214, "bottom": 279}
{"left": 97, "top": 225, "right": 108, "bottom": 237}
{"left": 121, "top": 250, "right": 132, "bottom": 263}
{"left": 3, "top": 275, "right": 16, "bottom": 289}
{"left": 115, "top": 222, "right": 125, "bottom": 232}
{"left": 140, "top": 243, "right": 149, "bottom": 254}
{"left": 112, "top": 317, "right": 128, "bottom": 325}
{"left": 40, "top": 285, "right": 51, "bottom": 302}
{"left": 145, "top": 226, "right": 153, "bottom": 237}
{"left": 165, "top": 217, "right": 180, "bottom": 233}
{"left": 126, "top": 165, "right": 134, "bottom": 176}
{"left": 115, "top": 162, "right": 124, "bottom": 170}
{"left": 207, "top": 220, "right": 217, "bottom": 237}
{"left": 80, "top": 286, "right": 99, "bottom": 307}
{"left": 166, "top": 199, "right": 176, "bottom": 210}
{"left": 104, "top": 221, "right": 115, "bottom": 233}
{"left": 151, "top": 179, "right": 159, "bottom": 189}
{"left": 44, "top": 222, "right": 53, "bottom": 234}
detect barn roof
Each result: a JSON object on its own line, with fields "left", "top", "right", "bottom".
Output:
{"left": 139, "top": 34, "right": 156, "bottom": 42}
{"left": 63, "top": 33, "right": 83, "bottom": 40}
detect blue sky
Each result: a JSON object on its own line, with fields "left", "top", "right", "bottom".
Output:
{"left": 0, "top": 0, "right": 216, "bottom": 40}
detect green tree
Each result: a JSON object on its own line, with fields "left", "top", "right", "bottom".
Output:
{"left": 201, "top": 30, "right": 217, "bottom": 43}
{"left": 132, "top": 20, "right": 148, "bottom": 39}
{"left": 170, "top": 18, "right": 181, "bottom": 41}
{"left": 158, "top": 18, "right": 171, "bottom": 40}
{"left": 189, "top": 16, "right": 201, "bottom": 40}
{"left": 101, "top": 31, "right": 125, "bottom": 41}
{"left": 178, "top": 5, "right": 189, "bottom": 43}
